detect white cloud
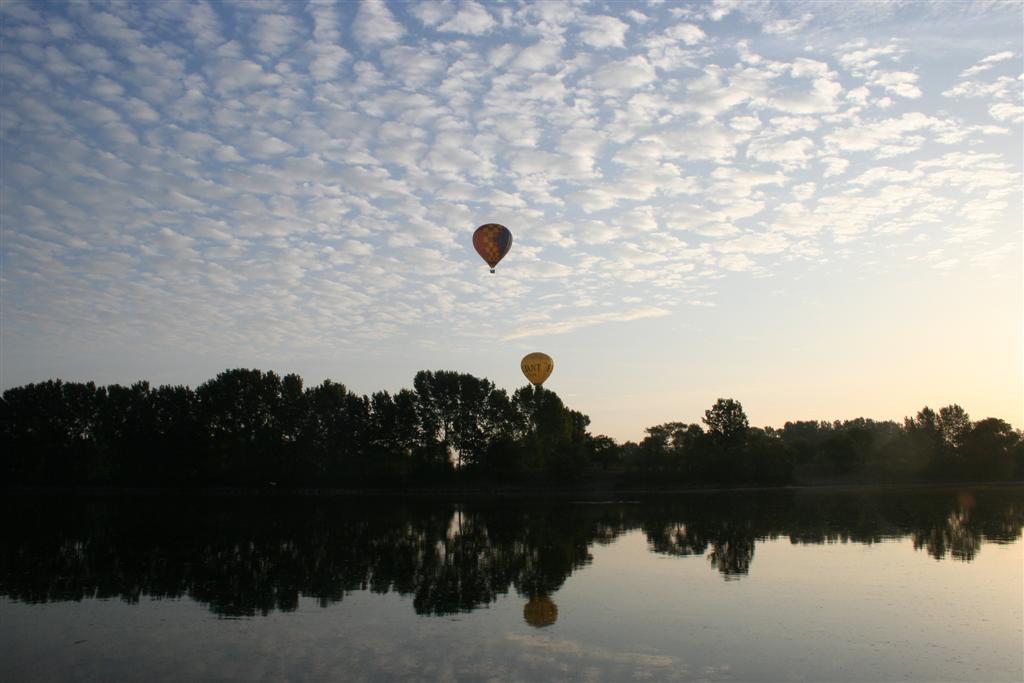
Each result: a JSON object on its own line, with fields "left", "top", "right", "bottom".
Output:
{"left": 381, "top": 46, "right": 446, "bottom": 87}
{"left": 716, "top": 231, "right": 788, "bottom": 255}
{"left": 730, "top": 115, "right": 762, "bottom": 131}
{"left": 943, "top": 75, "right": 1017, "bottom": 99}
{"left": 247, "top": 134, "right": 294, "bottom": 158}
{"left": 590, "top": 55, "right": 657, "bottom": 90}
{"left": 556, "top": 127, "right": 606, "bottom": 175}
{"left": 989, "top": 102, "right": 1024, "bottom": 123}
{"left": 789, "top": 58, "right": 831, "bottom": 79}
{"left": 644, "top": 121, "right": 749, "bottom": 163}
{"left": 206, "top": 57, "right": 283, "bottom": 93}
{"left": 439, "top": 1, "right": 495, "bottom": 35}
{"left": 718, "top": 253, "right": 756, "bottom": 271}
{"left": 682, "top": 64, "right": 773, "bottom": 118}
{"left": 872, "top": 70, "right": 922, "bottom": 99}
{"left": 42, "top": 45, "right": 83, "bottom": 77}
{"left": 176, "top": 129, "right": 221, "bottom": 157}
{"left": 70, "top": 43, "right": 117, "bottom": 73}
{"left": 824, "top": 112, "right": 958, "bottom": 153}
{"left": 124, "top": 97, "right": 160, "bottom": 122}
{"left": 666, "top": 22, "right": 706, "bottom": 45}
{"left": 763, "top": 13, "right": 813, "bottom": 35}
{"left": 84, "top": 10, "right": 146, "bottom": 44}
{"left": 839, "top": 43, "right": 901, "bottom": 77}
{"left": 342, "top": 239, "right": 374, "bottom": 257}
{"left": 424, "top": 131, "right": 496, "bottom": 179}
{"left": 960, "top": 50, "right": 1015, "bottom": 78}
{"left": 615, "top": 206, "right": 660, "bottom": 233}
{"left": 310, "top": 44, "right": 351, "bottom": 82}
{"left": 353, "top": 0, "right": 405, "bottom": 47}
{"left": 706, "top": 0, "right": 739, "bottom": 22}
{"left": 505, "top": 306, "right": 669, "bottom": 340}
{"left": 511, "top": 39, "right": 563, "bottom": 71}
{"left": 512, "top": 259, "right": 574, "bottom": 279}
{"left": 625, "top": 10, "right": 650, "bottom": 25}
{"left": 254, "top": 14, "right": 301, "bottom": 56}
{"left": 849, "top": 166, "right": 921, "bottom": 187}
{"left": 579, "top": 15, "right": 630, "bottom": 48}
{"left": 764, "top": 209, "right": 824, "bottom": 241}
{"left": 565, "top": 187, "right": 619, "bottom": 214}
{"left": 770, "top": 77, "right": 842, "bottom": 114}
{"left": 643, "top": 27, "right": 703, "bottom": 71}
{"left": 711, "top": 166, "right": 788, "bottom": 196}
{"left": 180, "top": 2, "right": 222, "bottom": 49}
{"left": 410, "top": 1, "right": 453, "bottom": 27}
{"left": 792, "top": 182, "right": 816, "bottom": 201}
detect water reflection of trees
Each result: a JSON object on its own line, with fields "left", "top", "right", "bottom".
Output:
{"left": 1, "top": 490, "right": 1020, "bottom": 617}
{"left": 640, "top": 490, "right": 1024, "bottom": 577}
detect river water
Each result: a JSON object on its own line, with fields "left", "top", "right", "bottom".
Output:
{"left": 1, "top": 487, "right": 1021, "bottom": 681}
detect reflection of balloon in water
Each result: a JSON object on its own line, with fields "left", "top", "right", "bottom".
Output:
{"left": 523, "top": 594, "right": 558, "bottom": 628}
{"left": 473, "top": 223, "right": 512, "bottom": 273}
{"left": 521, "top": 352, "right": 554, "bottom": 386}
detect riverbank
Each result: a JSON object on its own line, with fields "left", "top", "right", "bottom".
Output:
{"left": 6, "top": 480, "right": 1022, "bottom": 501}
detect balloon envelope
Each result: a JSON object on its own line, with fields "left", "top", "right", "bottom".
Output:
{"left": 521, "top": 352, "right": 554, "bottom": 386}
{"left": 473, "top": 223, "right": 512, "bottom": 273}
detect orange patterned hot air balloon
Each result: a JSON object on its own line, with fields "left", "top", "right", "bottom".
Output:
{"left": 473, "top": 223, "right": 512, "bottom": 273}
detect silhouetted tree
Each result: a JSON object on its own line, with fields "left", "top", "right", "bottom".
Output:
{"left": 703, "top": 398, "right": 749, "bottom": 445}
{"left": 746, "top": 427, "right": 793, "bottom": 483}
{"left": 365, "top": 389, "right": 419, "bottom": 480}
{"left": 195, "top": 369, "right": 288, "bottom": 484}
{"left": 586, "top": 435, "right": 621, "bottom": 471}
{"left": 883, "top": 407, "right": 942, "bottom": 479}
{"left": 780, "top": 420, "right": 832, "bottom": 467}
{"left": 937, "top": 404, "right": 972, "bottom": 451}
{"left": 962, "top": 418, "right": 1020, "bottom": 480}
{"left": 513, "top": 386, "right": 588, "bottom": 478}
{"left": 636, "top": 422, "right": 704, "bottom": 479}
{"left": 149, "top": 384, "right": 200, "bottom": 485}
{"left": 413, "top": 370, "right": 461, "bottom": 469}
{"left": 411, "top": 370, "right": 518, "bottom": 475}
{"left": 2, "top": 369, "right": 1019, "bottom": 488}
{"left": 702, "top": 398, "right": 751, "bottom": 481}
{"left": 303, "top": 379, "right": 369, "bottom": 483}
{"left": 1, "top": 380, "right": 103, "bottom": 484}
{"left": 95, "top": 381, "right": 154, "bottom": 483}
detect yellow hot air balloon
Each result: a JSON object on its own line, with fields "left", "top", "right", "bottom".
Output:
{"left": 521, "top": 352, "right": 553, "bottom": 386}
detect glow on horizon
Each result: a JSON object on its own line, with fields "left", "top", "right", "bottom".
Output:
{"left": 1, "top": 1, "right": 1021, "bottom": 442}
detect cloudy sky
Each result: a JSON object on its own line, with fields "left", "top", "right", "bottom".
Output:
{"left": 2, "top": 0, "right": 1021, "bottom": 440}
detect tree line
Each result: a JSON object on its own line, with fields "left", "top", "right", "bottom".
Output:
{"left": 2, "top": 368, "right": 1021, "bottom": 487}
{"left": 631, "top": 401, "right": 1022, "bottom": 484}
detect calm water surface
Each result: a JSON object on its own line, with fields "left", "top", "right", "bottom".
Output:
{"left": 1, "top": 487, "right": 1021, "bottom": 682}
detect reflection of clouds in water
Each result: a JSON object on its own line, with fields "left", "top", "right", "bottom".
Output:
{"left": 0, "top": 594, "right": 726, "bottom": 683}
{"left": 301, "top": 628, "right": 702, "bottom": 682}
{"left": 507, "top": 632, "right": 692, "bottom": 681}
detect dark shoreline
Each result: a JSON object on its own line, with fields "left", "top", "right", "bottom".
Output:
{"left": 6, "top": 480, "right": 1022, "bottom": 501}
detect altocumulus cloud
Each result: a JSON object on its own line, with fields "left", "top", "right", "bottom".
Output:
{"left": 0, "top": 0, "right": 1020, "bottom": 394}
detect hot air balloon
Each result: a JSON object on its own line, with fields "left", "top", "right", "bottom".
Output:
{"left": 521, "top": 352, "right": 553, "bottom": 386}
{"left": 473, "top": 223, "right": 512, "bottom": 273}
